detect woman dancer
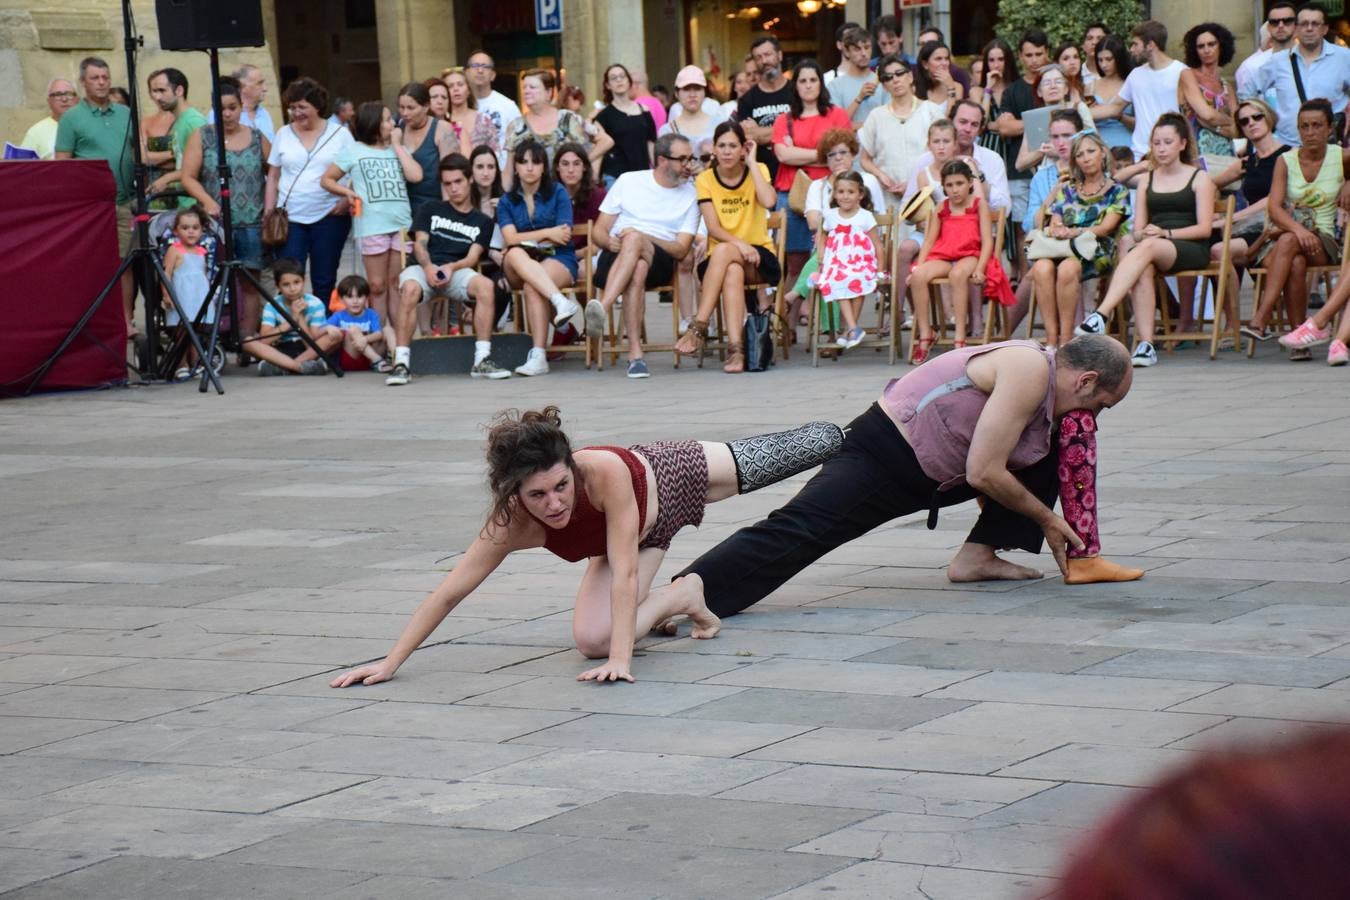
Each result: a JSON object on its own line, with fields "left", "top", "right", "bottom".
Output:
{"left": 331, "top": 410, "right": 844, "bottom": 685}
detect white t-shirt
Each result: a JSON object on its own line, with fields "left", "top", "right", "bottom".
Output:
{"left": 805, "top": 172, "right": 887, "bottom": 217}
{"left": 267, "top": 121, "right": 355, "bottom": 224}
{"left": 822, "top": 206, "right": 877, "bottom": 234}
{"left": 1119, "top": 59, "right": 1186, "bottom": 160}
{"left": 475, "top": 91, "right": 522, "bottom": 159}
{"left": 600, "top": 170, "right": 700, "bottom": 241}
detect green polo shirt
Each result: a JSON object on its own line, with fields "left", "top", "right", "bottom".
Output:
{"left": 54, "top": 98, "right": 135, "bottom": 203}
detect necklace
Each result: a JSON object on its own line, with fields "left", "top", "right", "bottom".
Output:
{"left": 889, "top": 95, "right": 917, "bottom": 122}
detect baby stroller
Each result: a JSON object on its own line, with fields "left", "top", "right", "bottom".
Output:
{"left": 135, "top": 208, "right": 233, "bottom": 379}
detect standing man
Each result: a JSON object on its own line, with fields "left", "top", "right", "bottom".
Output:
{"left": 208, "top": 64, "right": 275, "bottom": 140}
{"left": 1093, "top": 22, "right": 1186, "bottom": 160}
{"left": 1082, "top": 23, "right": 1109, "bottom": 79}
{"left": 144, "top": 68, "right": 207, "bottom": 207}
{"left": 20, "top": 77, "right": 78, "bottom": 159}
{"left": 871, "top": 15, "right": 915, "bottom": 67}
{"left": 829, "top": 26, "right": 882, "bottom": 127}
{"left": 993, "top": 29, "right": 1050, "bottom": 274}
{"left": 1248, "top": 2, "right": 1350, "bottom": 147}
{"left": 388, "top": 155, "right": 503, "bottom": 385}
{"left": 55, "top": 56, "right": 136, "bottom": 332}
{"left": 585, "top": 133, "right": 700, "bottom": 379}
{"left": 737, "top": 36, "right": 793, "bottom": 180}
{"left": 464, "top": 50, "right": 522, "bottom": 163}
{"left": 673, "top": 336, "right": 1139, "bottom": 620}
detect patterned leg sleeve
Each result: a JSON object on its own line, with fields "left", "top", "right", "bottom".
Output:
{"left": 1057, "top": 409, "right": 1101, "bottom": 559}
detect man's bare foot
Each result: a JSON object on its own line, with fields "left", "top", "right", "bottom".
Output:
{"left": 946, "top": 544, "right": 1043, "bottom": 583}
{"left": 1065, "top": 555, "right": 1144, "bottom": 584}
{"left": 670, "top": 573, "right": 721, "bottom": 639}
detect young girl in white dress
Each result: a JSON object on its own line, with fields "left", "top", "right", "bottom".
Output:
{"left": 161, "top": 206, "right": 213, "bottom": 380}
{"left": 812, "top": 171, "right": 881, "bottom": 349}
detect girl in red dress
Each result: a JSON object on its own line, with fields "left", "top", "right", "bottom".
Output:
{"left": 908, "top": 159, "right": 1014, "bottom": 362}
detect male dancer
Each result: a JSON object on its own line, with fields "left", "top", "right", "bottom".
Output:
{"left": 676, "top": 336, "right": 1143, "bottom": 619}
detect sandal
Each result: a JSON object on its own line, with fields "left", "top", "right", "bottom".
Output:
{"left": 674, "top": 319, "right": 709, "bottom": 356}
{"left": 910, "top": 336, "right": 934, "bottom": 366}
{"left": 723, "top": 342, "right": 745, "bottom": 373}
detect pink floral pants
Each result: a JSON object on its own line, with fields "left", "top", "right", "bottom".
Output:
{"left": 1058, "top": 410, "right": 1100, "bottom": 558}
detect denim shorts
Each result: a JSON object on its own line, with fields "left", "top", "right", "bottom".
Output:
{"left": 233, "top": 225, "right": 263, "bottom": 269}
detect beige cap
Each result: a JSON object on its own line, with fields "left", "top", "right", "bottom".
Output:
{"left": 674, "top": 65, "right": 707, "bottom": 88}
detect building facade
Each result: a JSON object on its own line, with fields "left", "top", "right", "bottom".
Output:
{"left": 4, "top": 0, "right": 1255, "bottom": 151}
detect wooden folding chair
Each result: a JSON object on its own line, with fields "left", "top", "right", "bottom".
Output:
{"left": 1149, "top": 194, "right": 1238, "bottom": 359}
{"left": 698, "top": 210, "right": 788, "bottom": 368}
{"left": 1246, "top": 218, "right": 1350, "bottom": 356}
{"left": 1022, "top": 279, "right": 1129, "bottom": 343}
{"left": 804, "top": 212, "right": 899, "bottom": 367}
{"left": 917, "top": 208, "right": 1008, "bottom": 360}
{"left": 589, "top": 254, "right": 682, "bottom": 371}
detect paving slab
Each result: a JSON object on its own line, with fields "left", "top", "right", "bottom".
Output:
{"left": 507, "top": 712, "right": 812, "bottom": 756}
{"left": 997, "top": 743, "right": 1198, "bottom": 786}
{"left": 1, "top": 805, "right": 305, "bottom": 860}
{"left": 921, "top": 670, "right": 1224, "bottom": 710}
{"left": 0, "top": 855, "right": 374, "bottom": 898}
{"left": 43, "top": 763, "right": 372, "bottom": 814}
{"left": 717, "top": 764, "right": 1053, "bottom": 818}
{"left": 771, "top": 860, "right": 1055, "bottom": 900}
{"left": 1079, "top": 648, "right": 1350, "bottom": 687}
{"left": 698, "top": 657, "right": 982, "bottom": 696}
{"left": 744, "top": 727, "right": 1066, "bottom": 774}
{"left": 472, "top": 835, "right": 855, "bottom": 898}
{"left": 472, "top": 748, "right": 791, "bottom": 796}
{"left": 854, "top": 638, "right": 1130, "bottom": 673}
{"left": 677, "top": 687, "right": 973, "bottom": 729}
{"left": 522, "top": 792, "right": 876, "bottom": 850}
{"left": 910, "top": 701, "right": 1224, "bottom": 748}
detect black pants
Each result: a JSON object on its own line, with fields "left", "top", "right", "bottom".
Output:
{"left": 677, "top": 403, "right": 1058, "bottom": 618}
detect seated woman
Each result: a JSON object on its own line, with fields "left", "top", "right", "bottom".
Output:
{"left": 496, "top": 139, "right": 583, "bottom": 377}
{"left": 1211, "top": 99, "right": 1289, "bottom": 267}
{"left": 1077, "top": 114, "right": 1217, "bottom": 368}
{"left": 1013, "top": 64, "right": 1096, "bottom": 175}
{"left": 781, "top": 128, "right": 885, "bottom": 327}
{"left": 674, "top": 121, "right": 778, "bottom": 372}
{"left": 330, "top": 408, "right": 843, "bottom": 685}
{"left": 1029, "top": 132, "right": 1129, "bottom": 347}
{"left": 1242, "top": 99, "right": 1349, "bottom": 359}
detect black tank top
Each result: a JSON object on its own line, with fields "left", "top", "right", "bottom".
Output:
{"left": 406, "top": 119, "right": 442, "bottom": 215}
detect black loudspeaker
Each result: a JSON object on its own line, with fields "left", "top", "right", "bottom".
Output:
{"left": 156, "top": 0, "right": 265, "bottom": 50}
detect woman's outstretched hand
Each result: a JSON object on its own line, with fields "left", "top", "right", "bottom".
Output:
{"left": 577, "top": 660, "right": 635, "bottom": 683}
{"left": 330, "top": 661, "right": 396, "bottom": 688}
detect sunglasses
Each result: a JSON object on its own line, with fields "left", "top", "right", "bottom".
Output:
{"left": 1237, "top": 112, "right": 1266, "bottom": 126}
{"left": 1268, "top": 15, "right": 1296, "bottom": 25}
{"left": 698, "top": 154, "right": 713, "bottom": 164}
{"left": 880, "top": 69, "right": 909, "bottom": 82}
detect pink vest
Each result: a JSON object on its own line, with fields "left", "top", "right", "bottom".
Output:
{"left": 881, "top": 341, "right": 1056, "bottom": 490}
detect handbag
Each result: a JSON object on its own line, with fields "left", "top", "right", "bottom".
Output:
{"left": 1024, "top": 228, "right": 1099, "bottom": 263}
{"left": 787, "top": 169, "right": 812, "bottom": 215}
{"left": 744, "top": 309, "right": 775, "bottom": 372}
{"left": 262, "top": 122, "right": 344, "bottom": 248}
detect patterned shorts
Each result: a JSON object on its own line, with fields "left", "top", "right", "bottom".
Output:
{"left": 631, "top": 440, "right": 708, "bottom": 551}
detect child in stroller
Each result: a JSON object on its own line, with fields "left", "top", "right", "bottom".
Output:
{"left": 149, "top": 205, "right": 227, "bottom": 380}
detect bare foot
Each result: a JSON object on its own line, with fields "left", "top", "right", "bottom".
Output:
{"left": 946, "top": 544, "right": 1043, "bottom": 583}
{"left": 671, "top": 573, "right": 721, "bottom": 639}
{"left": 1065, "top": 555, "right": 1144, "bottom": 585}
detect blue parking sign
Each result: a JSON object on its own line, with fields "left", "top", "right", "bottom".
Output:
{"left": 535, "top": 0, "right": 562, "bottom": 34}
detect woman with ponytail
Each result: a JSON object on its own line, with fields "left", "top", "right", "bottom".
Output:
{"left": 332, "top": 408, "right": 843, "bottom": 684}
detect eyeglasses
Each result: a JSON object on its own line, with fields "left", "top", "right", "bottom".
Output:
{"left": 698, "top": 154, "right": 713, "bottom": 164}
{"left": 1237, "top": 112, "right": 1266, "bottom": 126}
{"left": 1297, "top": 18, "right": 1324, "bottom": 27}
{"left": 880, "top": 69, "right": 909, "bottom": 82}
{"left": 826, "top": 148, "right": 852, "bottom": 160}
{"left": 466, "top": 61, "right": 493, "bottom": 70}
{"left": 48, "top": 91, "right": 77, "bottom": 99}
{"left": 662, "top": 154, "right": 695, "bottom": 165}
{"left": 1268, "top": 15, "right": 1296, "bottom": 25}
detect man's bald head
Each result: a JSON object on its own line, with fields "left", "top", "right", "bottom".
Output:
{"left": 1059, "top": 334, "right": 1130, "bottom": 391}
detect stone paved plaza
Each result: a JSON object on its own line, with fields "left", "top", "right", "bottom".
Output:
{"left": 2, "top": 344, "right": 1349, "bottom": 899}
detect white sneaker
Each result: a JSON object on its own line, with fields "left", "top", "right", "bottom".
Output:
{"left": 1130, "top": 340, "right": 1158, "bottom": 367}
{"left": 514, "top": 351, "right": 550, "bottom": 376}
{"left": 551, "top": 295, "right": 581, "bottom": 328}
{"left": 1075, "top": 312, "right": 1106, "bottom": 336}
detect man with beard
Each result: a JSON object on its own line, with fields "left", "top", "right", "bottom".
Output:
{"left": 1092, "top": 21, "right": 1185, "bottom": 160}
{"left": 737, "top": 36, "right": 793, "bottom": 180}
{"left": 144, "top": 68, "right": 207, "bottom": 207}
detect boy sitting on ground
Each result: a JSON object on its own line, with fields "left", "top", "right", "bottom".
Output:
{"left": 324, "top": 274, "right": 394, "bottom": 373}
{"left": 250, "top": 258, "right": 339, "bottom": 376}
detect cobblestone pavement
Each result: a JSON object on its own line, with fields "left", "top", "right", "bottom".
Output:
{"left": 3, "top": 342, "right": 1349, "bottom": 898}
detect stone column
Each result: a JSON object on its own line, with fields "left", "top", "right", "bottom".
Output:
{"left": 376, "top": 0, "right": 456, "bottom": 106}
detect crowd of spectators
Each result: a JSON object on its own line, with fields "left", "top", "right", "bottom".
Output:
{"left": 18, "top": 3, "right": 1350, "bottom": 381}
